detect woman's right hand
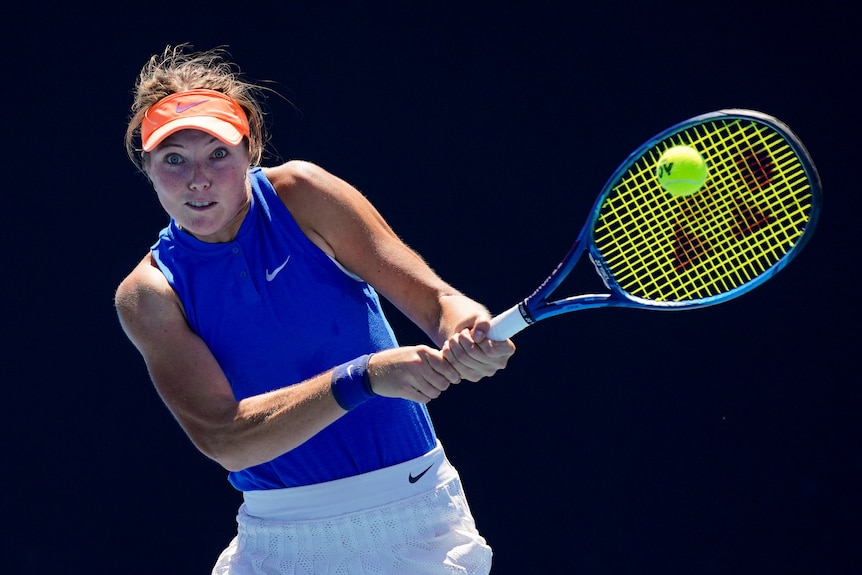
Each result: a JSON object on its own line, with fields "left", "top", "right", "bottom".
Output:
{"left": 366, "top": 346, "right": 463, "bottom": 404}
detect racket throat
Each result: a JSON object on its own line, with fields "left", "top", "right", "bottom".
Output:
{"left": 518, "top": 302, "right": 537, "bottom": 325}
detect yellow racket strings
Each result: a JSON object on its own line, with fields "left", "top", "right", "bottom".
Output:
{"left": 594, "top": 119, "right": 813, "bottom": 302}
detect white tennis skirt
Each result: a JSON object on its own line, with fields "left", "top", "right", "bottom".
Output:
{"left": 212, "top": 442, "right": 492, "bottom": 574}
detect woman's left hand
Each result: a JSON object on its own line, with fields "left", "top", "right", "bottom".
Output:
{"left": 441, "top": 327, "right": 515, "bottom": 382}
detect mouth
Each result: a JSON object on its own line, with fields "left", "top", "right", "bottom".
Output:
{"left": 187, "top": 201, "right": 216, "bottom": 210}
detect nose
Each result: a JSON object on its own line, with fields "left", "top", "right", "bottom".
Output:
{"left": 189, "top": 162, "right": 211, "bottom": 191}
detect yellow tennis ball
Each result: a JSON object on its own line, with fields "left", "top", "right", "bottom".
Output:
{"left": 656, "top": 145, "right": 708, "bottom": 196}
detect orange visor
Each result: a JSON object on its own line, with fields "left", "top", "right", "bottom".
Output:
{"left": 141, "top": 89, "right": 250, "bottom": 152}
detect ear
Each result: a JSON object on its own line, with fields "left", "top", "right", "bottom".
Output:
{"left": 140, "top": 152, "right": 154, "bottom": 179}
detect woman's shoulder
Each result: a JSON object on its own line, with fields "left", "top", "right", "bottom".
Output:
{"left": 262, "top": 160, "right": 328, "bottom": 190}
{"left": 260, "top": 161, "right": 341, "bottom": 257}
{"left": 115, "top": 254, "right": 182, "bottom": 328}
{"left": 261, "top": 160, "right": 349, "bottom": 217}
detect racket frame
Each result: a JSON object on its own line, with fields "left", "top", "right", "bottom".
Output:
{"left": 487, "top": 109, "right": 821, "bottom": 340}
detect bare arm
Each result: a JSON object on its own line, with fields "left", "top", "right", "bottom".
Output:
{"left": 115, "top": 256, "right": 468, "bottom": 471}
{"left": 266, "top": 161, "right": 516, "bottom": 382}
{"left": 265, "top": 161, "right": 461, "bottom": 345}
{"left": 115, "top": 256, "right": 350, "bottom": 471}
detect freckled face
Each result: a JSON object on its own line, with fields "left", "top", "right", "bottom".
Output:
{"left": 145, "top": 129, "right": 252, "bottom": 243}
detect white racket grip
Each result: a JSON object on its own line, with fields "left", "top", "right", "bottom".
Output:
{"left": 487, "top": 304, "right": 530, "bottom": 340}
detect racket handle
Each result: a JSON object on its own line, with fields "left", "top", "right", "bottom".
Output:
{"left": 487, "top": 305, "right": 530, "bottom": 340}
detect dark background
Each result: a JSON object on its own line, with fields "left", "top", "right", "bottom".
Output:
{"left": 3, "top": 2, "right": 859, "bottom": 573}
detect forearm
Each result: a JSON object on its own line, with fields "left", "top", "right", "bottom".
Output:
{"left": 433, "top": 292, "right": 493, "bottom": 343}
{"left": 194, "top": 371, "right": 346, "bottom": 472}
{"left": 198, "top": 346, "right": 464, "bottom": 470}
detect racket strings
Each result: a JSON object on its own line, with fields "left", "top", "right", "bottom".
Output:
{"left": 594, "top": 118, "right": 814, "bottom": 302}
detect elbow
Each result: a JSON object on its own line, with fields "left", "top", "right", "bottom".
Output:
{"left": 187, "top": 417, "right": 297, "bottom": 473}
{"left": 185, "top": 421, "right": 252, "bottom": 472}
{"left": 213, "top": 456, "right": 249, "bottom": 474}
{"left": 176, "top": 395, "right": 325, "bottom": 472}
{"left": 195, "top": 435, "right": 250, "bottom": 473}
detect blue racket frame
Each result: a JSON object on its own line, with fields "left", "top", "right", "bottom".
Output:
{"left": 488, "top": 109, "right": 822, "bottom": 340}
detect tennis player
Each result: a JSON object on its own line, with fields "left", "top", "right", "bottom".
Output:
{"left": 114, "top": 45, "right": 515, "bottom": 574}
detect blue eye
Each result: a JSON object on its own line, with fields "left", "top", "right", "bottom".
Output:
{"left": 212, "top": 148, "right": 228, "bottom": 159}
{"left": 165, "top": 153, "right": 183, "bottom": 165}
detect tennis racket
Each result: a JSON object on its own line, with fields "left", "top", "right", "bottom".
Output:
{"left": 487, "top": 109, "right": 821, "bottom": 341}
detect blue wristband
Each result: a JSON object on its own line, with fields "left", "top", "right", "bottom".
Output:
{"left": 330, "top": 354, "right": 376, "bottom": 411}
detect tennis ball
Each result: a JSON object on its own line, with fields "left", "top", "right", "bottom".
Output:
{"left": 656, "top": 145, "right": 708, "bottom": 196}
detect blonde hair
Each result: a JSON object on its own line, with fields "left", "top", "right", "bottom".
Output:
{"left": 125, "top": 44, "right": 268, "bottom": 171}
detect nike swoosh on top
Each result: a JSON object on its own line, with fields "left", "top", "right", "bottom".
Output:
{"left": 175, "top": 100, "right": 208, "bottom": 113}
{"left": 408, "top": 464, "right": 434, "bottom": 484}
{"left": 265, "top": 256, "right": 291, "bottom": 281}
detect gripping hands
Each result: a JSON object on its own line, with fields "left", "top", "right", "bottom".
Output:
{"left": 365, "top": 328, "right": 515, "bottom": 404}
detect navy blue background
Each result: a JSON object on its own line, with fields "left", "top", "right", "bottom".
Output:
{"left": 3, "top": 2, "right": 859, "bottom": 573}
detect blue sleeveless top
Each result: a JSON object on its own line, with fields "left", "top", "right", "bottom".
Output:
{"left": 151, "top": 167, "right": 436, "bottom": 490}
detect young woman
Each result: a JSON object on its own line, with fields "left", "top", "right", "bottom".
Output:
{"left": 115, "top": 45, "right": 515, "bottom": 574}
